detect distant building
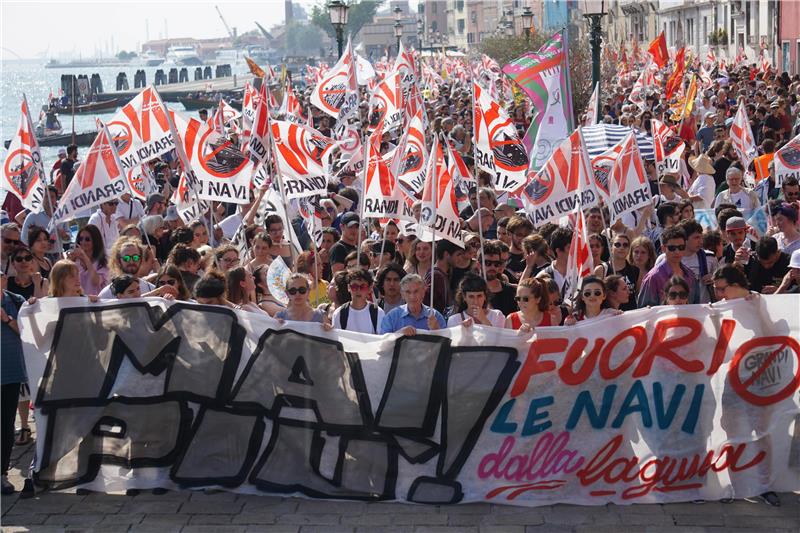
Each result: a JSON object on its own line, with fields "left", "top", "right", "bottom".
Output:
{"left": 361, "top": 1, "right": 421, "bottom": 59}
{"left": 778, "top": 0, "right": 800, "bottom": 74}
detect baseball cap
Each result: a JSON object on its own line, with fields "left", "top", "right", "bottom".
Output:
{"left": 725, "top": 216, "right": 747, "bottom": 231}
{"left": 57, "top": 147, "right": 67, "bottom": 156}
{"left": 770, "top": 101, "right": 780, "bottom": 109}
{"left": 790, "top": 249, "right": 800, "bottom": 269}
{"left": 703, "top": 111, "right": 717, "bottom": 120}
{"left": 341, "top": 212, "right": 360, "bottom": 227}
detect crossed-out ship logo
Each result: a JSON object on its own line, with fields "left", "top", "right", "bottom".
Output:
{"left": 4, "top": 149, "right": 38, "bottom": 198}
{"left": 199, "top": 131, "right": 248, "bottom": 178}
{"left": 492, "top": 132, "right": 528, "bottom": 173}
{"left": 777, "top": 138, "right": 800, "bottom": 169}
{"left": 524, "top": 166, "right": 555, "bottom": 204}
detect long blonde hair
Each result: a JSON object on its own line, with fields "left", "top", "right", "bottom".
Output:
{"left": 48, "top": 260, "right": 81, "bottom": 297}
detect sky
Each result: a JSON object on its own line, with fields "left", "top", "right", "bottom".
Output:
{"left": 0, "top": 0, "right": 324, "bottom": 60}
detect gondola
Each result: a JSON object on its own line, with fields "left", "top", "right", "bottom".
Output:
{"left": 49, "top": 98, "right": 121, "bottom": 115}
{"left": 4, "top": 131, "right": 96, "bottom": 149}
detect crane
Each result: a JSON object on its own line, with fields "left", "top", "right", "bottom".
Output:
{"left": 215, "top": 5, "right": 237, "bottom": 43}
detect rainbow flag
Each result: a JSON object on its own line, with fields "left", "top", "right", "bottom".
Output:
{"left": 502, "top": 29, "right": 575, "bottom": 170}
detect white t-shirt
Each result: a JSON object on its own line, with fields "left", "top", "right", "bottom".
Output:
{"left": 714, "top": 189, "right": 756, "bottom": 210}
{"left": 332, "top": 303, "right": 385, "bottom": 334}
{"left": 97, "top": 278, "right": 155, "bottom": 299}
{"left": 775, "top": 232, "right": 800, "bottom": 255}
{"left": 87, "top": 211, "right": 120, "bottom": 254}
{"left": 687, "top": 174, "right": 715, "bottom": 209}
{"left": 446, "top": 309, "right": 506, "bottom": 328}
{"left": 113, "top": 198, "right": 145, "bottom": 225}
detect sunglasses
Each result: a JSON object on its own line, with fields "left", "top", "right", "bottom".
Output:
{"left": 485, "top": 260, "right": 503, "bottom": 267}
{"left": 667, "top": 291, "right": 688, "bottom": 299}
{"left": 613, "top": 242, "right": 630, "bottom": 248}
{"left": 106, "top": 200, "right": 119, "bottom": 206}
{"left": 514, "top": 295, "right": 530, "bottom": 302}
{"left": 582, "top": 290, "right": 603, "bottom": 298}
{"left": 37, "top": 236, "right": 56, "bottom": 244}
{"left": 13, "top": 255, "right": 33, "bottom": 263}
{"left": 349, "top": 282, "right": 369, "bottom": 291}
{"left": 120, "top": 254, "right": 141, "bottom": 263}
{"left": 3, "top": 238, "right": 21, "bottom": 246}
{"left": 157, "top": 278, "right": 177, "bottom": 287}
{"left": 78, "top": 235, "right": 93, "bottom": 242}
{"left": 287, "top": 286, "right": 308, "bottom": 295}
{"left": 666, "top": 244, "right": 686, "bottom": 252}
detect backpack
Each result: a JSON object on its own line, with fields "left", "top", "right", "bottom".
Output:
{"left": 340, "top": 302, "right": 379, "bottom": 333}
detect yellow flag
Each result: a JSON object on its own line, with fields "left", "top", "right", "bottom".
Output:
{"left": 245, "top": 57, "right": 265, "bottom": 78}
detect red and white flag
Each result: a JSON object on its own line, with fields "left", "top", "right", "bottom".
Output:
{"left": 606, "top": 132, "right": 651, "bottom": 223}
{"left": 310, "top": 37, "right": 358, "bottom": 120}
{"left": 393, "top": 39, "right": 416, "bottom": 86}
{"left": 473, "top": 81, "right": 528, "bottom": 191}
{"left": 209, "top": 98, "right": 241, "bottom": 134}
{"left": 362, "top": 125, "right": 414, "bottom": 222}
{"left": 51, "top": 121, "right": 127, "bottom": 224}
{"left": 280, "top": 77, "right": 306, "bottom": 124}
{"left": 564, "top": 206, "right": 593, "bottom": 303}
{"left": 396, "top": 110, "right": 428, "bottom": 197}
{"left": 270, "top": 121, "right": 335, "bottom": 199}
{"left": 126, "top": 164, "right": 157, "bottom": 201}
{"left": 521, "top": 129, "right": 598, "bottom": 226}
{"left": 652, "top": 118, "right": 686, "bottom": 176}
{"left": 774, "top": 132, "right": 800, "bottom": 187}
{"left": 730, "top": 105, "right": 757, "bottom": 171}
{"left": 107, "top": 86, "right": 175, "bottom": 171}
{"left": 248, "top": 80, "right": 272, "bottom": 167}
{"left": 2, "top": 95, "right": 46, "bottom": 213}
{"left": 172, "top": 112, "right": 254, "bottom": 204}
{"left": 368, "top": 69, "right": 403, "bottom": 132}
{"left": 418, "top": 136, "right": 463, "bottom": 246}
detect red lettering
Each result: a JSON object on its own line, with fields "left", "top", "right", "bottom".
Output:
{"left": 708, "top": 318, "right": 736, "bottom": 375}
{"left": 559, "top": 338, "right": 603, "bottom": 385}
{"left": 599, "top": 326, "right": 648, "bottom": 379}
{"left": 728, "top": 336, "right": 800, "bottom": 406}
{"left": 633, "top": 317, "right": 704, "bottom": 377}
{"left": 511, "top": 338, "right": 568, "bottom": 397}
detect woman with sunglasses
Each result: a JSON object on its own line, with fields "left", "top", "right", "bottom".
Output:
{"left": 68, "top": 224, "right": 108, "bottom": 297}
{"left": 252, "top": 264, "right": 286, "bottom": 316}
{"left": 505, "top": 277, "right": 551, "bottom": 331}
{"left": 214, "top": 245, "right": 240, "bottom": 272}
{"left": 447, "top": 273, "right": 505, "bottom": 328}
{"left": 27, "top": 226, "right": 53, "bottom": 278}
{"left": 226, "top": 267, "right": 264, "bottom": 312}
{"left": 542, "top": 277, "right": 571, "bottom": 326}
{"left": 661, "top": 276, "right": 691, "bottom": 305}
{"left": 565, "top": 276, "right": 621, "bottom": 325}
{"left": 155, "top": 265, "right": 191, "bottom": 301}
{"left": 595, "top": 233, "right": 639, "bottom": 310}
{"left": 295, "top": 251, "right": 329, "bottom": 306}
{"left": 274, "top": 274, "right": 332, "bottom": 328}
{"left": 7, "top": 247, "right": 48, "bottom": 299}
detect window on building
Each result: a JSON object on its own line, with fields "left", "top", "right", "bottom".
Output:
{"left": 471, "top": 11, "right": 477, "bottom": 23}
{"left": 703, "top": 17, "right": 707, "bottom": 44}
{"left": 687, "top": 18, "right": 694, "bottom": 45}
{"left": 431, "top": 3, "right": 437, "bottom": 14}
{"left": 458, "top": 19, "right": 465, "bottom": 34}
{"left": 468, "top": 32, "right": 474, "bottom": 44}
{"left": 456, "top": 0, "right": 464, "bottom": 11}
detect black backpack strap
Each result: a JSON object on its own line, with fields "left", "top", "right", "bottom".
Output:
{"left": 369, "top": 303, "right": 378, "bottom": 333}
{"left": 340, "top": 302, "right": 350, "bottom": 330}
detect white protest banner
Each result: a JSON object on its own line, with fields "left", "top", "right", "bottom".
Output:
{"left": 51, "top": 122, "right": 128, "bottom": 224}
{"left": 107, "top": 86, "right": 175, "bottom": 171}
{"left": 522, "top": 129, "right": 598, "bottom": 226}
{"left": 607, "top": 132, "right": 651, "bottom": 223}
{"left": 652, "top": 119, "right": 685, "bottom": 177}
{"left": 18, "top": 295, "right": 800, "bottom": 504}
{"left": 368, "top": 70, "right": 403, "bottom": 132}
{"left": 774, "top": 132, "right": 800, "bottom": 187}
{"left": 396, "top": 110, "right": 427, "bottom": 197}
{"left": 2, "top": 95, "right": 46, "bottom": 213}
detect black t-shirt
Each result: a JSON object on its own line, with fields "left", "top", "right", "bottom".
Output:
{"left": 6, "top": 277, "right": 35, "bottom": 299}
{"left": 601, "top": 261, "right": 640, "bottom": 311}
{"left": 746, "top": 252, "right": 790, "bottom": 293}
{"left": 489, "top": 281, "right": 518, "bottom": 316}
{"left": 60, "top": 158, "right": 76, "bottom": 186}
{"left": 507, "top": 252, "right": 525, "bottom": 276}
{"left": 329, "top": 240, "right": 356, "bottom": 267}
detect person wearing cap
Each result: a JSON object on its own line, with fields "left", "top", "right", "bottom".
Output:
{"left": 764, "top": 100, "right": 786, "bottom": 140}
{"left": 658, "top": 174, "right": 684, "bottom": 204}
{"left": 114, "top": 191, "right": 146, "bottom": 231}
{"left": 713, "top": 167, "right": 760, "bottom": 211}
{"left": 721, "top": 215, "right": 754, "bottom": 265}
{"left": 368, "top": 240, "right": 396, "bottom": 272}
{"left": 775, "top": 249, "right": 800, "bottom": 294}
{"left": 695, "top": 111, "right": 717, "bottom": 151}
{"left": 329, "top": 212, "right": 360, "bottom": 274}
{"left": 50, "top": 147, "right": 67, "bottom": 188}
{"left": 779, "top": 175, "right": 799, "bottom": 203}
{"left": 87, "top": 199, "right": 120, "bottom": 255}
{"left": 686, "top": 154, "right": 717, "bottom": 209}
{"left": 145, "top": 193, "right": 166, "bottom": 216}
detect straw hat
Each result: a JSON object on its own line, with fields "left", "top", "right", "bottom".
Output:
{"left": 689, "top": 154, "right": 716, "bottom": 175}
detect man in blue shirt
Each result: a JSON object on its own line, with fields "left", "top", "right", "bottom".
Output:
{"left": 379, "top": 273, "right": 446, "bottom": 335}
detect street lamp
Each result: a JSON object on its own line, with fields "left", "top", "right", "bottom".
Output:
{"left": 328, "top": 0, "right": 349, "bottom": 59}
{"left": 417, "top": 17, "right": 424, "bottom": 49}
{"left": 394, "top": 21, "right": 403, "bottom": 56}
{"left": 521, "top": 7, "right": 534, "bottom": 43}
{"left": 583, "top": 0, "right": 605, "bottom": 89}
{"left": 504, "top": 20, "right": 515, "bottom": 37}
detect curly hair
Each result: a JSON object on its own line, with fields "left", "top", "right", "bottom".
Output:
{"left": 108, "top": 237, "right": 145, "bottom": 277}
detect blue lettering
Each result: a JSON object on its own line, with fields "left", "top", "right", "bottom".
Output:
{"left": 521, "top": 396, "right": 553, "bottom": 437}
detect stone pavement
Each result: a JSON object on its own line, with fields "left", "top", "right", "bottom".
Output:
{"left": 2, "top": 425, "right": 798, "bottom": 533}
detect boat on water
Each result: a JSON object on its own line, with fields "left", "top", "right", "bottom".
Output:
{"left": 178, "top": 96, "right": 242, "bottom": 111}
{"left": 138, "top": 50, "right": 165, "bottom": 67}
{"left": 49, "top": 98, "right": 120, "bottom": 115}
{"left": 4, "top": 131, "right": 96, "bottom": 149}
{"left": 165, "top": 45, "right": 203, "bottom": 66}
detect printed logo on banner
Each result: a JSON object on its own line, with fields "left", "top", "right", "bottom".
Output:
{"left": 774, "top": 134, "right": 800, "bottom": 187}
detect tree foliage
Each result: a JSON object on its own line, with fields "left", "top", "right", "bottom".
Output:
{"left": 310, "top": 1, "right": 383, "bottom": 41}
{"left": 478, "top": 30, "right": 613, "bottom": 124}
{"left": 285, "top": 22, "right": 324, "bottom": 56}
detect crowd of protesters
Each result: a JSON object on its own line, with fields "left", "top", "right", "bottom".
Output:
{"left": 1, "top": 59, "right": 799, "bottom": 506}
